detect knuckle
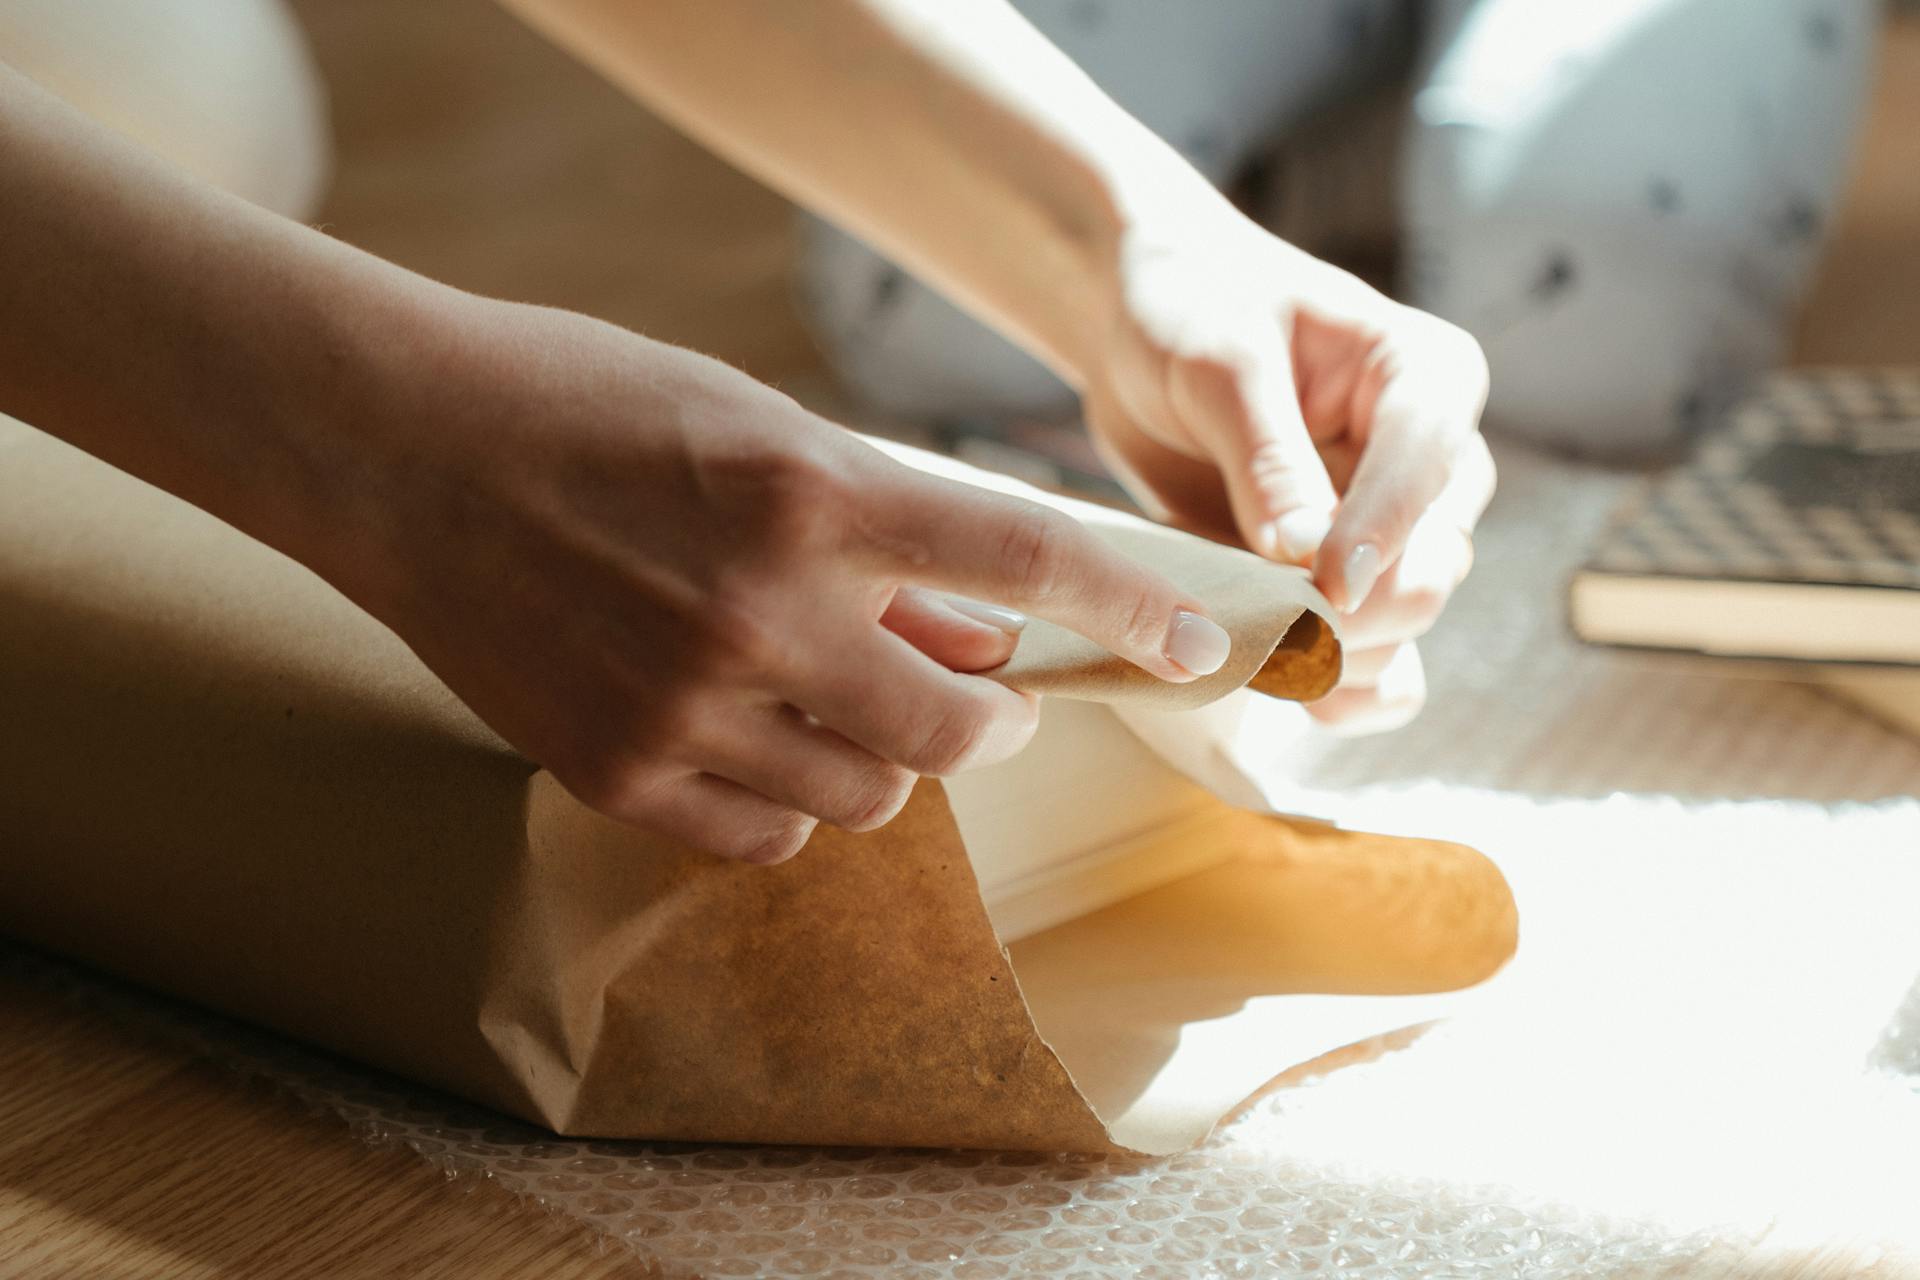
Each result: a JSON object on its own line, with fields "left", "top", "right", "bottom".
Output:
{"left": 1431, "top": 433, "right": 1462, "bottom": 491}
{"left": 696, "top": 581, "right": 788, "bottom": 677}
{"left": 984, "top": 694, "right": 1041, "bottom": 764}
{"left": 628, "top": 688, "right": 707, "bottom": 755}
{"left": 840, "top": 765, "right": 916, "bottom": 832}
{"left": 1459, "top": 334, "right": 1492, "bottom": 397}
{"left": 1383, "top": 687, "right": 1428, "bottom": 729}
{"left": 704, "top": 437, "right": 841, "bottom": 513}
{"left": 1398, "top": 584, "right": 1449, "bottom": 636}
{"left": 737, "top": 813, "right": 817, "bottom": 865}
{"left": 698, "top": 440, "right": 855, "bottom": 564}
{"left": 1117, "top": 586, "right": 1169, "bottom": 658}
{"left": 1465, "top": 428, "right": 1496, "bottom": 477}
{"left": 750, "top": 447, "right": 852, "bottom": 546}
{"left": 565, "top": 752, "right": 661, "bottom": 824}
{"left": 1430, "top": 317, "right": 1490, "bottom": 399}
{"left": 906, "top": 692, "right": 996, "bottom": 776}
{"left": 996, "top": 508, "right": 1076, "bottom": 603}
{"left": 942, "top": 622, "right": 1022, "bottom": 675}
{"left": 1385, "top": 653, "right": 1428, "bottom": 709}
{"left": 1170, "top": 347, "right": 1243, "bottom": 391}
{"left": 1453, "top": 532, "right": 1477, "bottom": 587}
{"left": 1243, "top": 437, "right": 1309, "bottom": 484}
{"left": 1454, "top": 433, "right": 1497, "bottom": 513}
{"left": 1305, "top": 693, "right": 1352, "bottom": 725}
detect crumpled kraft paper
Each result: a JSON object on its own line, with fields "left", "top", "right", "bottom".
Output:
{"left": 0, "top": 416, "right": 1516, "bottom": 1154}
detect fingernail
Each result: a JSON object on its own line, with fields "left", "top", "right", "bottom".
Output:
{"left": 1164, "top": 609, "right": 1231, "bottom": 677}
{"left": 1342, "top": 543, "right": 1383, "bottom": 612}
{"left": 1267, "top": 509, "right": 1332, "bottom": 563}
{"left": 944, "top": 597, "right": 1027, "bottom": 634}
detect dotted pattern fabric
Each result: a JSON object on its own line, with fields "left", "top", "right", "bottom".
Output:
{"left": 14, "top": 442, "right": 1920, "bottom": 1278}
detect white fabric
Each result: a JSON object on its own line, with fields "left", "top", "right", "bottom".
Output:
{"left": 799, "top": 0, "right": 1880, "bottom": 456}
{"left": 0, "top": 0, "right": 331, "bottom": 220}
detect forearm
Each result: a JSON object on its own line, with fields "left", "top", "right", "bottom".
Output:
{"left": 0, "top": 63, "right": 445, "bottom": 563}
{"left": 503, "top": 0, "right": 1222, "bottom": 386}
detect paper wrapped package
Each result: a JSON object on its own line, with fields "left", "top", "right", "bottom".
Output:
{"left": 0, "top": 418, "right": 1517, "bottom": 1155}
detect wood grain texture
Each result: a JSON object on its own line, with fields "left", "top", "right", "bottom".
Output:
{"left": 1794, "top": 14, "right": 1920, "bottom": 366}
{"left": 0, "top": 966, "right": 650, "bottom": 1279}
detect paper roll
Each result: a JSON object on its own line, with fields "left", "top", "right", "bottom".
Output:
{"left": 0, "top": 417, "right": 1515, "bottom": 1152}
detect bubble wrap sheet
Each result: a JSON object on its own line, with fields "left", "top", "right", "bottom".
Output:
{"left": 17, "top": 444, "right": 1920, "bottom": 1278}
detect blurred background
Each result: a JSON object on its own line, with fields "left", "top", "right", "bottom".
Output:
{"left": 298, "top": 0, "right": 1911, "bottom": 443}
{"left": 6, "top": 0, "right": 1909, "bottom": 443}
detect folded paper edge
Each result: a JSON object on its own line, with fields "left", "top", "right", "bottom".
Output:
{"left": 865, "top": 434, "right": 1344, "bottom": 711}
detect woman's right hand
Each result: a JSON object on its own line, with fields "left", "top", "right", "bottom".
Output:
{"left": 297, "top": 297, "right": 1230, "bottom": 864}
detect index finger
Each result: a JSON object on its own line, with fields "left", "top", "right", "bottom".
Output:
{"left": 861, "top": 468, "right": 1232, "bottom": 683}
{"left": 1319, "top": 329, "right": 1490, "bottom": 611}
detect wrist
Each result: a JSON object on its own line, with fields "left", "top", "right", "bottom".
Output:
{"left": 236, "top": 254, "right": 489, "bottom": 600}
{"left": 937, "top": 110, "right": 1234, "bottom": 395}
{"left": 1054, "top": 142, "right": 1253, "bottom": 384}
{"left": 1029, "top": 125, "right": 1221, "bottom": 387}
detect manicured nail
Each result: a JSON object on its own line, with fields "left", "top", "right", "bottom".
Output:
{"left": 1342, "top": 543, "right": 1383, "bottom": 612}
{"left": 1267, "top": 509, "right": 1332, "bottom": 563}
{"left": 1164, "top": 610, "right": 1231, "bottom": 677}
{"left": 944, "top": 597, "right": 1027, "bottom": 634}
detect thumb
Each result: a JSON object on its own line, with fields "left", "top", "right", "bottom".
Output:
{"left": 1168, "top": 347, "right": 1338, "bottom": 566}
{"left": 879, "top": 587, "right": 1025, "bottom": 673}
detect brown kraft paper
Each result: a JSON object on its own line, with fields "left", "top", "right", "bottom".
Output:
{"left": 0, "top": 416, "right": 1517, "bottom": 1154}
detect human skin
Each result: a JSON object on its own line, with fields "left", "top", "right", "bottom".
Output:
{"left": 0, "top": 63, "right": 1234, "bottom": 863}
{"left": 1, "top": 0, "right": 1493, "bottom": 860}
{"left": 505, "top": 0, "right": 1497, "bottom": 736}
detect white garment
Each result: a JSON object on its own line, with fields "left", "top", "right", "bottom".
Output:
{"left": 0, "top": 0, "right": 331, "bottom": 221}
{"left": 798, "top": 0, "right": 1880, "bottom": 457}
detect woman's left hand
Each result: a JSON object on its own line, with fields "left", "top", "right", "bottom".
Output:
{"left": 1078, "top": 195, "right": 1495, "bottom": 734}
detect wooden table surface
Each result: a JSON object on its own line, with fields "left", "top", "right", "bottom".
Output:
{"left": 0, "top": 963, "right": 648, "bottom": 1279}
{"left": 4, "top": 4, "right": 1917, "bottom": 1278}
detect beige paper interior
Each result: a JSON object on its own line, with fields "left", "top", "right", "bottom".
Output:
{"left": 0, "top": 416, "right": 1516, "bottom": 1154}
{"left": 943, "top": 694, "right": 1515, "bottom": 1153}
{"left": 864, "top": 437, "right": 1343, "bottom": 708}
